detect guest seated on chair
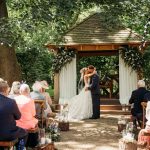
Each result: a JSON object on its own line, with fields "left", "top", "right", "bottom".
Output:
{"left": 15, "top": 84, "right": 39, "bottom": 147}
{"left": 0, "top": 81, "right": 28, "bottom": 150}
{"left": 138, "top": 97, "right": 150, "bottom": 147}
{"left": 15, "top": 83, "right": 38, "bottom": 129}
{"left": 129, "top": 80, "right": 148, "bottom": 128}
{"left": 30, "top": 81, "right": 46, "bottom": 118}
{"left": 40, "top": 80, "right": 56, "bottom": 118}
{"left": 30, "top": 81, "right": 45, "bottom": 101}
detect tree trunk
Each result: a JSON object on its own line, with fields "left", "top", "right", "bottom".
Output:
{"left": 0, "top": 45, "right": 21, "bottom": 85}
{"left": 0, "top": 0, "right": 8, "bottom": 18}
{"left": 0, "top": 0, "right": 21, "bottom": 85}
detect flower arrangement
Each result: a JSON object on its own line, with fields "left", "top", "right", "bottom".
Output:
{"left": 120, "top": 46, "right": 144, "bottom": 72}
{"left": 122, "top": 122, "right": 135, "bottom": 143}
{"left": 46, "top": 121, "right": 60, "bottom": 142}
{"left": 52, "top": 47, "right": 76, "bottom": 73}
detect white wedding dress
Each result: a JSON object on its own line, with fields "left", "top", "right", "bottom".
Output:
{"left": 67, "top": 79, "right": 93, "bottom": 121}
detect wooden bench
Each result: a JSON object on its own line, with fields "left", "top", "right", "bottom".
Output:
{"left": 0, "top": 139, "right": 18, "bottom": 150}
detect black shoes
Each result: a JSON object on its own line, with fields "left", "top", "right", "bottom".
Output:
{"left": 89, "top": 117, "right": 100, "bottom": 119}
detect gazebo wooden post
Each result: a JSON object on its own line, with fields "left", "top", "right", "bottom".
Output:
{"left": 54, "top": 73, "right": 59, "bottom": 103}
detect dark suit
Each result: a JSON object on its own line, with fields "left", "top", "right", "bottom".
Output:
{"left": 0, "top": 94, "right": 27, "bottom": 141}
{"left": 129, "top": 87, "right": 148, "bottom": 127}
{"left": 88, "top": 74, "right": 100, "bottom": 118}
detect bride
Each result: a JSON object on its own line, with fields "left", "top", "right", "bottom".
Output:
{"left": 66, "top": 67, "right": 96, "bottom": 121}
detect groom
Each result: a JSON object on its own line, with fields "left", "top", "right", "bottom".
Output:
{"left": 85, "top": 65, "right": 100, "bottom": 119}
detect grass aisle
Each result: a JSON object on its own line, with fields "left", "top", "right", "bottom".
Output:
{"left": 55, "top": 114, "right": 122, "bottom": 150}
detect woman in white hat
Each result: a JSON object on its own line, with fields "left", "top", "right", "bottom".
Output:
{"left": 40, "top": 80, "right": 55, "bottom": 118}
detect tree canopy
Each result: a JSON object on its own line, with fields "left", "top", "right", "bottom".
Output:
{"left": 0, "top": 0, "right": 150, "bottom": 84}
{"left": 1, "top": 0, "right": 149, "bottom": 47}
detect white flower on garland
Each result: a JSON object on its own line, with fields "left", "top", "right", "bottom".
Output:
{"left": 52, "top": 47, "right": 76, "bottom": 73}
{"left": 120, "top": 46, "right": 144, "bottom": 72}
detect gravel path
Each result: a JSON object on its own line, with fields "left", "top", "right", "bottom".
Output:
{"left": 55, "top": 114, "right": 123, "bottom": 150}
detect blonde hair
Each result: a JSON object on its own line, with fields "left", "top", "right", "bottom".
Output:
{"left": 80, "top": 67, "right": 87, "bottom": 80}
{"left": 10, "top": 81, "right": 21, "bottom": 94}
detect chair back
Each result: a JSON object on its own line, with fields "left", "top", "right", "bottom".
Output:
{"left": 141, "top": 101, "right": 147, "bottom": 128}
{"left": 34, "top": 100, "right": 45, "bottom": 128}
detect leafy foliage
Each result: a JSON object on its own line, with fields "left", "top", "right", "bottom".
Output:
{"left": 120, "top": 46, "right": 144, "bottom": 72}
{"left": 16, "top": 48, "right": 54, "bottom": 85}
{"left": 78, "top": 56, "right": 119, "bottom": 80}
{"left": 52, "top": 47, "right": 76, "bottom": 73}
{"left": 143, "top": 48, "right": 150, "bottom": 89}
{"left": 2, "top": 0, "right": 149, "bottom": 47}
{"left": 1, "top": 0, "right": 150, "bottom": 85}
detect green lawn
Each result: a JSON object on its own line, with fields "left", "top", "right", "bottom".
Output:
{"left": 46, "top": 86, "right": 54, "bottom": 97}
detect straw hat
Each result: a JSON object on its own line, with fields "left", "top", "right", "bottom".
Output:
{"left": 40, "top": 80, "right": 49, "bottom": 89}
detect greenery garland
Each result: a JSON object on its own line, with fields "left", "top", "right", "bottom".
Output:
{"left": 52, "top": 47, "right": 76, "bottom": 73}
{"left": 120, "top": 46, "right": 144, "bottom": 72}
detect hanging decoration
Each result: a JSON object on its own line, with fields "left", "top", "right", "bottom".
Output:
{"left": 139, "top": 18, "right": 150, "bottom": 51}
{"left": 120, "top": 46, "right": 144, "bottom": 72}
{"left": 52, "top": 47, "right": 76, "bottom": 73}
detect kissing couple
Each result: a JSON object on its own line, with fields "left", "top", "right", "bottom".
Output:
{"left": 67, "top": 65, "right": 100, "bottom": 121}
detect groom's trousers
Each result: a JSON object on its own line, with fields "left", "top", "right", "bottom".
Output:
{"left": 92, "top": 94, "right": 100, "bottom": 118}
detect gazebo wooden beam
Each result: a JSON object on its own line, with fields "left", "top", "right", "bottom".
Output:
{"left": 78, "top": 51, "right": 118, "bottom": 57}
{"left": 47, "top": 42, "right": 148, "bottom": 52}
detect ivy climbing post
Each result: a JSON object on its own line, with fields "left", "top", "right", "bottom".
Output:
{"left": 52, "top": 47, "right": 76, "bottom": 102}
{"left": 120, "top": 46, "right": 144, "bottom": 80}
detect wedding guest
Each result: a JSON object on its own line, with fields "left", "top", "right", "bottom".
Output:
{"left": 30, "top": 81, "right": 46, "bottom": 118}
{"left": 40, "top": 80, "right": 55, "bottom": 118}
{"left": 30, "top": 81, "right": 45, "bottom": 100}
{"left": 8, "top": 81, "right": 21, "bottom": 99}
{"left": 129, "top": 80, "right": 148, "bottom": 128}
{"left": 41, "top": 80, "right": 52, "bottom": 105}
{"left": 0, "top": 81, "right": 27, "bottom": 149}
{"left": 15, "top": 84, "right": 38, "bottom": 147}
{"left": 15, "top": 83, "right": 38, "bottom": 129}
{"left": 138, "top": 94, "right": 150, "bottom": 146}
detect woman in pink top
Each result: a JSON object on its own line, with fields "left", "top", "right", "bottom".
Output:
{"left": 15, "top": 84, "right": 38, "bottom": 129}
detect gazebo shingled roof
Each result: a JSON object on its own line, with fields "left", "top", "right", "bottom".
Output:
{"left": 64, "top": 13, "right": 142, "bottom": 45}
{"left": 47, "top": 13, "right": 148, "bottom": 52}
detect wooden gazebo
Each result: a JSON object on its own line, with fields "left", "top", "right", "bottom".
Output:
{"left": 47, "top": 13, "right": 148, "bottom": 104}
{"left": 48, "top": 13, "right": 143, "bottom": 54}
